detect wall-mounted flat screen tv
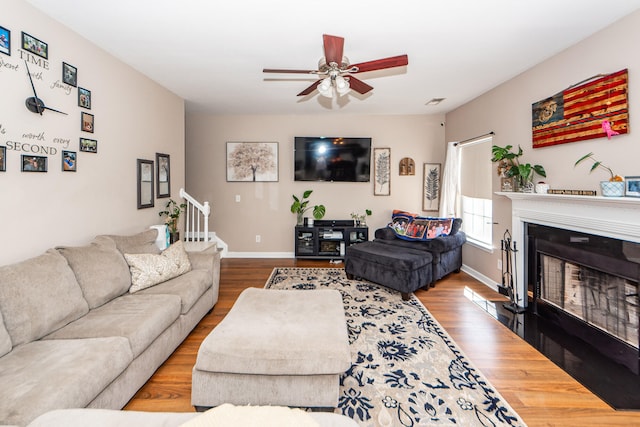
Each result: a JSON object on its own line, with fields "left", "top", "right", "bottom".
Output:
{"left": 294, "top": 136, "right": 371, "bottom": 182}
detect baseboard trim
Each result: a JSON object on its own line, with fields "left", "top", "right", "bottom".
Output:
{"left": 460, "top": 264, "right": 499, "bottom": 293}
{"left": 225, "top": 251, "right": 295, "bottom": 259}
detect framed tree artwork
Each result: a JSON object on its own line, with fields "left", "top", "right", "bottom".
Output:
{"left": 226, "top": 142, "right": 278, "bottom": 182}
{"left": 423, "top": 163, "right": 441, "bottom": 212}
{"left": 156, "top": 152, "right": 170, "bottom": 198}
{"left": 373, "top": 147, "right": 390, "bottom": 196}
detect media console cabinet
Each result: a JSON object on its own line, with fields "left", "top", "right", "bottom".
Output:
{"left": 295, "top": 220, "right": 368, "bottom": 260}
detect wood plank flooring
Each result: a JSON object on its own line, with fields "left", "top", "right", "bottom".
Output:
{"left": 125, "top": 258, "right": 640, "bottom": 426}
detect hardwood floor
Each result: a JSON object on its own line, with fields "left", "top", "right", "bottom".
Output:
{"left": 125, "top": 258, "right": 640, "bottom": 426}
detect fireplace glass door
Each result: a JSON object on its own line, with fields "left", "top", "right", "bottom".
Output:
{"left": 540, "top": 254, "right": 639, "bottom": 348}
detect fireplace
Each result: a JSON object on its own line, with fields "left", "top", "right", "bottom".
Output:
{"left": 497, "top": 192, "right": 640, "bottom": 407}
{"left": 527, "top": 223, "right": 639, "bottom": 373}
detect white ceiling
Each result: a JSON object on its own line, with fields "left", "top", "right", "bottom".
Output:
{"left": 26, "top": 0, "right": 640, "bottom": 116}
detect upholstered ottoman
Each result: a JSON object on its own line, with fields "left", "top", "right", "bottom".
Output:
{"left": 345, "top": 241, "right": 433, "bottom": 300}
{"left": 191, "top": 288, "right": 351, "bottom": 410}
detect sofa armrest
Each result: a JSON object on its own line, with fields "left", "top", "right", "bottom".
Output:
{"left": 374, "top": 229, "right": 466, "bottom": 253}
{"left": 187, "top": 250, "right": 221, "bottom": 301}
{"left": 374, "top": 227, "right": 397, "bottom": 240}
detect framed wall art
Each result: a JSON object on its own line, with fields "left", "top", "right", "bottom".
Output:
{"left": 156, "top": 152, "right": 170, "bottom": 198}
{"left": 137, "top": 159, "right": 154, "bottom": 209}
{"left": 79, "top": 138, "right": 97, "bottom": 153}
{"left": 0, "top": 26, "right": 10, "bottom": 56}
{"left": 373, "top": 147, "right": 390, "bottom": 196}
{"left": 226, "top": 141, "right": 278, "bottom": 182}
{"left": 81, "top": 112, "right": 94, "bottom": 133}
{"left": 0, "top": 146, "right": 6, "bottom": 171}
{"left": 422, "top": 163, "right": 442, "bottom": 212}
{"left": 21, "top": 155, "right": 47, "bottom": 172}
{"left": 21, "top": 32, "right": 47, "bottom": 59}
{"left": 625, "top": 176, "right": 640, "bottom": 197}
{"left": 532, "top": 69, "right": 628, "bottom": 148}
{"left": 78, "top": 87, "right": 91, "bottom": 109}
{"left": 62, "top": 62, "right": 77, "bottom": 87}
{"left": 62, "top": 150, "right": 77, "bottom": 172}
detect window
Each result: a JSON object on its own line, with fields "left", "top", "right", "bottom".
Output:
{"left": 459, "top": 137, "right": 493, "bottom": 249}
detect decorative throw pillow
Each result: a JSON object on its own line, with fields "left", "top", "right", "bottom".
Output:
{"left": 388, "top": 209, "right": 455, "bottom": 241}
{"left": 125, "top": 241, "right": 191, "bottom": 293}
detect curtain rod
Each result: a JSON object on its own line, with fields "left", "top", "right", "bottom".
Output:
{"left": 453, "top": 131, "right": 495, "bottom": 147}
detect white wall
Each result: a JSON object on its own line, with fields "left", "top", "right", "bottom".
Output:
{"left": 185, "top": 114, "right": 445, "bottom": 254}
{"left": 445, "top": 10, "right": 640, "bottom": 284}
{"left": 1, "top": 0, "right": 185, "bottom": 265}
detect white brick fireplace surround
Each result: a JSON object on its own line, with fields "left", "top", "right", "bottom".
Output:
{"left": 498, "top": 192, "right": 640, "bottom": 308}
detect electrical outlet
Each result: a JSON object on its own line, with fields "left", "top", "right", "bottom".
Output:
{"left": 235, "top": 195, "right": 241, "bottom": 202}
{"left": 255, "top": 235, "right": 261, "bottom": 243}
{"left": 497, "top": 259, "right": 503, "bottom": 270}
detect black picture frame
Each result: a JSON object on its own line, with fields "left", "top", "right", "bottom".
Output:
{"left": 21, "top": 155, "right": 47, "bottom": 172}
{"left": 79, "top": 137, "right": 97, "bottom": 153}
{"left": 81, "top": 112, "right": 94, "bottom": 133}
{"left": 62, "top": 150, "right": 77, "bottom": 172}
{"left": 137, "top": 159, "right": 154, "bottom": 209}
{"left": 62, "top": 62, "right": 77, "bottom": 87}
{"left": 78, "top": 87, "right": 91, "bottom": 109}
{"left": 0, "top": 146, "right": 6, "bottom": 171}
{"left": 21, "top": 32, "right": 47, "bottom": 59}
{"left": 0, "top": 26, "right": 10, "bottom": 56}
{"left": 156, "top": 152, "right": 170, "bottom": 198}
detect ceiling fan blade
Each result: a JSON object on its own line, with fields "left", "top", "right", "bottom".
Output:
{"left": 297, "top": 80, "right": 322, "bottom": 96}
{"left": 350, "top": 54, "right": 408, "bottom": 73}
{"left": 346, "top": 76, "right": 374, "bottom": 95}
{"left": 263, "top": 68, "right": 317, "bottom": 74}
{"left": 323, "top": 34, "right": 344, "bottom": 65}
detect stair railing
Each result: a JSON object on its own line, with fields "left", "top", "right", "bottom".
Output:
{"left": 179, "top": 188, "right": 210, "bottom": 243}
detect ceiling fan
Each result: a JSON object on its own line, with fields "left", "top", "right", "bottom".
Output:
{"left": 263, "top": 34, "right": 408, "bottom": 98}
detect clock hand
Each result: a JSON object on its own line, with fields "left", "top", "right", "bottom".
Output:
{"left": 42, "top": 105, "right": 68, "bottom": 115}
{"left": 24, "top": 61, "right": 43, "bottom": 115}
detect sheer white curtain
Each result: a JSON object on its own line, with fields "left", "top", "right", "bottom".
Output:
{"left": 439, "top": 141, "right": 460, "bottom": 218}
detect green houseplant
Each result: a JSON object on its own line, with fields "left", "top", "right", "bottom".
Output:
{"left": 350, "top": 209, "right": 372, "bottom": 226}
{"left": 291, "top": 190, "right": 326, "bottom": 226}
{"left": 159, "top": 199, "right": 187, "bottom": 243}
{"left": 574, "top": 152, "right": 624, "bottom": 196}
{"left": 491, "top": 145, "right": 546, "bottom": 192}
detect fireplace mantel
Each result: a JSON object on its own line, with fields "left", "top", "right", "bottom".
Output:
{"left": 496, "top": 192, "right": 640, "bottom": 307}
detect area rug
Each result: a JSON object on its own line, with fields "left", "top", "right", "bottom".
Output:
{"left": 265, "top": 267, "right": 527, "bottom": 427}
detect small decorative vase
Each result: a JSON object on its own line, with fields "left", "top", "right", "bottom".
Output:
{"left": 600, "top": 181, "right": 624, "bottom": 197}
{"left": 296, "top": 212, "right": 304, "bottom": 226}
{"left": 520, "top": 180, "right": 534, "bottom": 193}
{"left": 169, "top": 232, "right": 180, "bottom": 244}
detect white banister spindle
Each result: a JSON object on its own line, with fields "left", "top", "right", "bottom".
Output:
{"left": 179, "top": 188, "right": 210, "bottom": 243}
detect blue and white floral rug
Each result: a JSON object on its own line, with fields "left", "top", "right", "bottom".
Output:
{"left": 265, "top": 267, "right": 527, "bottom": 427}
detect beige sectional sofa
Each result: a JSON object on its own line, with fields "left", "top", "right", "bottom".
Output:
{"left": 0, "top": 229, "right": 220, "bottom": 427}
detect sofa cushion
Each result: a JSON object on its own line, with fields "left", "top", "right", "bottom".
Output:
{"left": 0, "top": 249, "right": 89, "bottom": 347}
{"left": 137, "top": 269, "right": 211, "bottom": 314}
{"left": 0, "top": 337, "right": 133, "bottom": 427}
{"left": 57, "top": 236, "right": 132, "bottom": 309}
{"left": 0, "top": 310, "right": 11, "bottom": 357}
{"left": 104, "top": 228, "right": 161, "bottom": 255}
{"left": 376, "top": 230, "right": 467, "bottom": 253}
{"left": 125, "top": 241, "right": 192, "bottom": 293}
{"left": 44, "top": 293, "right": 181, "bottom": 357}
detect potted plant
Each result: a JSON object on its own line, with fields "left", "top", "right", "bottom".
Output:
{"left": 159, "top": 199, "right": 187, "bottom": 243}
{"left": 491, "top": 145, "right": 546, "bottom": 192}
{"left": 291, "top": 190, "right": 326, "bottom": 226}
{"left": 574, "top": 152, "right": 624, "bottom": 197}
{"left": 350, "top": 209, "right": 372, "bottom": 226}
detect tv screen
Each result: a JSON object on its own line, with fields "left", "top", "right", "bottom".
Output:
{"left": 294, "top": 137, "right": 371, "bottom": 182}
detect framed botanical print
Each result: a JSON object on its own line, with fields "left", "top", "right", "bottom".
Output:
{"left": 156, "top": 152, "right": 170, "bottom": 198}
{"left": 422, "top": 163, "right": 442, "bottom": 212}
{"left": 373, "top": 147, "right": 390, "bottom": 196}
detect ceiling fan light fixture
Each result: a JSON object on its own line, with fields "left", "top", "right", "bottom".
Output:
{"left": 318, "top": 77, "right": 333, "bottom": 98}
{"left": 335, "top": 75, "right": 350, "bottom": 95}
